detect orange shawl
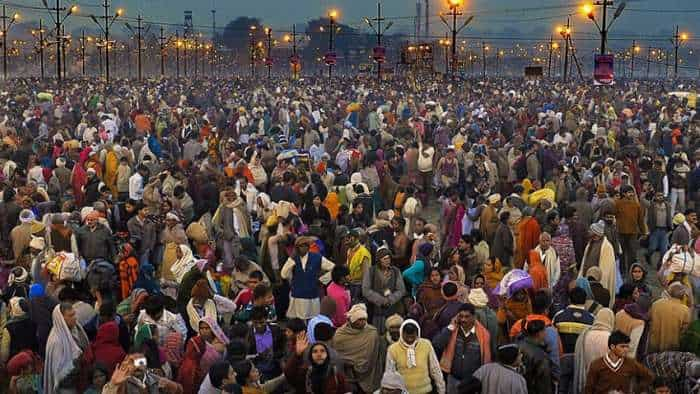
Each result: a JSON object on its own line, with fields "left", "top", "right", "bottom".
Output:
{"left": 484, "top": 259, "right": 504, "bottom": 290}
{"left": 515, "top": 217, "right": 541, "bottom": 268}
{"left": 527, "top": 250, "right": 548, "bottom": 291}
{"left": 439, "top": 320, "right": 492, "bottom": 373}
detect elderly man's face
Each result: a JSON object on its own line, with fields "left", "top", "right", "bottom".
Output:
{"left": 540, "top": 235, "right": 551, "bottom": 250}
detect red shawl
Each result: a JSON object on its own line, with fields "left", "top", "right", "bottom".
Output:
{"left": 177, "top": 336, "right": 205, "bottom": 394}
{"left": 91, "top": 321, "right": 126, "bottom": 375}
{"left": 71, "top": 161, "right": 87, "bottom": 206}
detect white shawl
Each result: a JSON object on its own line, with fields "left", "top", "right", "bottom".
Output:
{"left": 170, "top": 244, "right": 196, "bottom": 282}
{"left": 43, "top": 304, "right": 89, "bottom": 392}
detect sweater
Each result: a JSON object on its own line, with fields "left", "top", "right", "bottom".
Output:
{"left": 584, "top": 356, "right": 654, "bottom": 394}
{"left": 648, "top": 297, "right": 690, "bottom": 353}
{"left": 387, "top": 339, "right": 435, "bottom": 394}
{"left": 614, "top": 198, "right": 647, "bottom": 235}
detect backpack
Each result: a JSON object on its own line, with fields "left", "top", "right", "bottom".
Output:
{"left": 86, "top": 259, "right": 117, "bottom": 291}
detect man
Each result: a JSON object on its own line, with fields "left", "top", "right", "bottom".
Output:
{"left": 280, "top": 236, "right": 334, "bottom": 320}
{"left": 128, "top": 165, "right": 148, "bottom": 201}
{"left": 126, "top": 204, "right": 158, "bottom": 266}
{"left": 584, "top": 330, "right": 654, "bottom": 394}
{"left": 579, "top": 221, "right": 617, "bottom": 307}
{"left": 213, "top": 188, "right": 245, "bottom": 270}
{"left": 77, "top": 211, "right": 115, "bottom": 262}
{"left": 306, "top": 297, "right": 336, "bottom": 344}
{"left": 230, "top": 256, "right": 270, "bottom": 296}
{"left": 648, "top": 282, "right": 691, "bottom": 353}
{"left": 528, "top": 232, "right": 560, "bottom": 289}
{"left": 515, "top": 206, "right": 542, "bottom": 269}
{"left": 0, "top": 188, "right": 22, "bottom": 251}
{"left": 247, "top": 306, "right": 285, "bottom": 380}
{"left": 615, "top": 185, "right": 648, "bottom": 272}
{"left": 670, "top": 212, "right": 692, "bottom": 248}
{"left": 10, "top": 209, "right": 36, "bottom": 260}
{"left": 479, "top": 193, "right": 501, "bottom": 245}
{"left": 491, "top": 211, "right": 513, "bottom": 267}
{"left": 646, "top": 191, "right": 672, "bottom": 264}
{"left": 553, "top": 287, "right": 594, "bottom": 393}
{"left": 135, "top": 295, "right": 188, "bottom": 345}
{"left": 332, "top": 303, "right": 383, "bottom": 393}
{"left": 385, "top": 319, "right": 445, "bottom": 394}
{"left": 518, "top": 319, "right": 553, "bottom": 394}
{"left": 345, "top": 228, "right": 371, "bottom": 301}
{"left": 472, "top": 344, "right": 528, "bottom": 394}
{"left": 433, "top": 303, "right": 492, "bottom": 392}
{"left": 390, "top": 216, "right": 410, "bottom": 269}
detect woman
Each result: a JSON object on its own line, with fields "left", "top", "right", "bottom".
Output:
{"left": 44, "top": 303, "right": 92, "bottom": 393}
{"left": 302, "top": 195, "right": 332, "bottom": 227}
{"left": 472, "top": 274, "right": 499, "bottom": 309}
{"left": 614, "top": 294, "right": 651, "bottom": 360}
{"left": 170, "top": 244, "right": 197, "bottom": 283}
{"left": 482, "top": 257, "right": 504, "bottom": 291}
{"left": 626, "top": 262, "right": 651, "bottom": 298}
{"left": 178, "top": 317, "right": 229, "bottom": 394}
{"left": 160, "top": 212, "right": 188, "bottom": 283}
{"left": 90, "top": 321, "right": 126, "bottom": 375}
{"left": 234, "top": 359, "right": 286, "bottom": 394}
{"left": 361, "top": 248, "right": 407, "bottom": 333}
{"left": 526, "top": 249, "right": 549, "bottom": 291}
{"left": 552, "top": 223, "right": 576, "bottom": 306}
{"left": 416, "top": 268, "right": 445, "bottom": 320}
{"left": 403, "top": 243, "right": 434, "bottom": 296}
{"left": 185, "top": 279, "right": 218, "bottom": 335}
{"left": 198, "top": 316, "right": 230, "bottom": 374}
{"left": 117, "top": 243, "right": 139, "bottom": 299}
{"left": 284, "top": 333, "right": 350, "bottom": 394}
{"left": 573, "top": 308, "right": 615, "bottom": 394}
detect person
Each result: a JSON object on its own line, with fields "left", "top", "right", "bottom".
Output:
{"left": 0, "top": 297, "right": 38, "bottom": 366}
{"left": 331, "top": 303, "right": 383, "bottom": 393}
{"left": 306, "top": 297, "right": 336, "bottom": 344}
{"left": 615, "top": 185, "right": 648, "bottom": 272}
{"left": 246, "top": 306, "right": 285, "bottom": 380}
{"left": 416, "top": 268, "right": 445, "bottom": 322}
{"left": 101, "top": 353, "right": 183, "bottom": 393}
{"left": 583, "top": 330, "right": 654, "bottom": 394}
{"left": 508, "top": 291, "right": 560, "bottom": 377}
{"left": 232, "top": 359, "right": 286, "bottom": 394}
{"left": 284, "top": 332, "right": 351, "bottom": 394}
{"left": 579, "top": 221, "right": 617, "bottom": 308}
{"left": 199, "top": 361, "right": 239, "bottom": 394}
{"left": 90, "top": 320, "right": 126, "bottom": 375}
{"left": 362, "top": 247, "right": 406, "bottom": 333}
{"left": 126, "top": 204, "right": 158, "bottom": 266}
{"left": 515, "top": 206, "right": 542, "bottom": 269}
{"left": 472, "top": 344, "right": 528, "bottom": 394}
{"left": 648, "top": 282, "right": 691, "bottom": 353}
{"left": 572, "top": 307, "right": 616, "bottom": 393}
{"left": 404, "top": 243, "right": 435, "bottom": 297}
{"left": 44, "top": 303, "right": 92, "bottom": 393}
{"left": 491, "top": 211, "right": 513, "bottom": 267}
{"left": 433, "top": 303, "right": 492, "bottom": 392}
{"left": 531, "top": 232, "right": 561, "bottom": 289}
{"left": 614, "top": 294, "right": 651, "bottom": 359}
{"left": 76, "top": 211, "right": 115, "bottom": 262}
{"left": 646, "top": 191, "right": 672, "bottom": 265}
{"left": 517, "top": 319, "right": 553, "bottom": 394}
{"left": 385, "top": 319, "right": 445, "bottom": 394}
{"left": 326, "top": 265, "right": 351, "bottom": 328}
{"left": 136, "top": 295, "right": 188, "bottom": 345}
{"left": 345, "top": 228, "right": 372, "bottom": 300}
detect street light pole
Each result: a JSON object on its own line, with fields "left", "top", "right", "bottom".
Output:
{"left": 249, "top": 26, "right": 256, "bottom": 78}
{"left": 646, "top": 47, "right": 651, "bottom": 79}
{"left": 558, "top": 18, "right": 571, "bottom": 82}
{"left": 600, "top": 0, "right": 608, "bottom": 54}
{"left": 630, "top": 40, "right": 639, "bottom": 78}
{"left": 39, "top": 20, "right": 45, "bottom": 79}
{"left": 547, "top": 35, "right": 553, "bottom": 77}
{"left": 175, "top": 31, "right": 181, "bottom": 78}
{"left": 81, "top": 29, "right": 86, "bottom": 75}
{"left": 265, "top": 27, "right": 272, "bottom": 79}
{"left": 159, "top": 26, "right": 165, "bottom": 77}
{"left": 328, "top": 11, "right": 336, "bottom": 80}
{"left": 481, "top": 41, "right": 486, "bottom": 77}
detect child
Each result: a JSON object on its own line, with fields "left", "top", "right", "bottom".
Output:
{"left": 233, "top": 282, "right": 277, "bottom": 323}
{"left": 232, "top": 270, "right": 264, "bottom": 309}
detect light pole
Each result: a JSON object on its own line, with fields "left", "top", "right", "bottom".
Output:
{"left": 439, "top": 36, "right": 450, "bottom": 74}
{"left": 249, "top": 25, "right": 256, "bottom": 78}
{"left": 284, "top": 24, "right": 302, "bottom": 79}
{"left": 547, "top": 37, "right": 559, "bottom": 77}
{"left": 42, "top": 1, "right": 78, "bottom": 82}
{"left": 364, "top": 1, "right": 393, "bottom": 81}
{"left": 265, "top": 27, "right": 272, "bottom": 79}
{"left": 440, "top": 0, "right": 473, "bottom": 78}
{"left": 125, "top": 14, "right": 144, "bottom": 80}
{"left": 31, "top": 21, "right": 47, "bottom": 79}
{"left": 672, "top": 27, "right": 688, "bottom": 78}
{"left": 582, "top": 1, "right": 626, "bottom": 55}
{"left": 630, "top": 40, "right": 640, "bottom": 78}
{"left": 557, "top": 20, "right": 571, "bottom": 82}
{"left": 327, "top": 9, "right": 338, "bottom": 80}
{"left": 0, "top": 7, "right": 19, "bottom": 80}
{"left": 90, "top": 2, "right": 123, "bottom": 83}
{"left": 481, "top": 42, "right": 489, "bottom": 77}
{"left": 175, "top": 32, "right": 182, "bottom": 78}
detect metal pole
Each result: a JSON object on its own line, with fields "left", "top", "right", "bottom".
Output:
{"left": 547, "top": 35, "right": 553, "bottom": 77}
{"left": 176, "top": 31, "right": 180, "bottom": 78}
{"left": 630, "top": 40, "right": 635, "bottom": 78}
{"left": 249, "top": 30, "right": 254, "bottom": 78}
{"left": 266, "top": 28, "right": 272, "bottom": 79}
{"left": 376, "top": 1, "right": 383, "bottom": 80}
{"left": 81, "top": 29, "right": 85, "bottom": 75}
{"left": 61, "top": 26, "right": 67, "bottom": 78}
{"left": 39, "top": 19, "right": 45, "bottom": 79}
{"left": 646, "top": 47, "right": 651, "bottom": 78}
{"left": 292, "top": 24, "right": 298, "bottom": 79}
{"left": 328, "top": 15, "right": 334, "bottom": 80}
{"left": 665, "top": 49, "right": 669, "bottom": 78}
{"left": 2, "top": 5, "right": 7, "bottom": 80}
{"left": 674, "top": 25, "right": 679, "bottom": 78}
{"left": 481, "top": 41, "right": 486, "bottom": 77}
{"left": 137, "top": 14, "right": 142, "bottom": 80}
{"left": 159, "top": 26, "right": 164, "bottom": 76}
{"left": 600, "top": 0, "right": 608, "bottom": 54}
{"left": 55, "top": 0, "right": 61, "bottom": 81}
{"left": 194, "top": 34, "right": 198, "bottom": 78}
{"left": 104, "top": 0, "right": 111, "bottom": 83}
{"left": 563, "top": 17, "right": 570, "bottom": 82}
{"left": 451, "top": 7, "right": 457, "bottom": 78}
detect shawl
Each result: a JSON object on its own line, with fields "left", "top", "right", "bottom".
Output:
{"left": 579, "top": 237, "right": 617, "bottom": 308}
{"left": 527, "top": 250, "right": 549, "bottom": 291}
{"left": 483, "top": 259, "right": 504, "bottom": 290}
{"left": 331, "top": 323, "right": 382, "bottom": 392}
{"left": 171, "top": 244, "right": 197, "bottom": 282}
{"left": 43, "top": 304, "right": 89, "bottom": 392}
{"left": 515, "top": 216, "right": 541, "bottom": 268}
{"left": 448, "top": 204, "right": 466, "bottom": 248}
{"left": 103, "top": 150, "right": 119, "bottom": 192}
{"left": 177, "top": 335, "right": 206, "bottom": 393}
{"left": 398, "top": 320, "right": 421, "bottom": 368}
{"left": 348, "top": 244, "right": 371, "bottom": 283}
{"left": 439, "top": 320, "right": 491, "bottom": 374}
{"left": 71, "top": 161, "right": 87, "bottom": 206}
{"left": 536, "top": 246, "right": 561, "bottom": 289}
{"left": 573, "top": 308, "right": 615, "bottom": 394}
{"left": 200, "top": 315, "right": 230, "bottom": 345}
{"left": 91, "top": 321, "right": 126, "bottom": 374}
{"left": 187, "top": 298, "right": 217, "bottom": 333}
{"left": 118, "top": 255, "right": 139, "bottom": 299}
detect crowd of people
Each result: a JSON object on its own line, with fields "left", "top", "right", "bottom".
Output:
{"left": 0, "top": 75, "right": 698, "bottom": 394}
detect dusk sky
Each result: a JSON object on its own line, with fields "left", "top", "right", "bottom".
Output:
{"left": 11, "top": 0, "right": 700, "bottom": 50}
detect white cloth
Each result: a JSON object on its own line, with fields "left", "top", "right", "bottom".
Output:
{"left": 280, "top": 253, "right": 335, "bottom": 319}
{"left": 129, "top": 172, "right": 144, "bottom": 200}
{"left": 43, "top": 305, "right": 89, "bottom": 392}
{"left": 170, "top": 244, "right": 196, "bottom": 282}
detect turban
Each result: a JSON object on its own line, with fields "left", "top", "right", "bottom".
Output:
{"left": 28, "top": 283, "right": 45, "bottom": 299}
{"left": 19, "top": 209, "right": 35, "bottom": 224}
{"left": 376, "top": 247, "right": 392, "bottom": 261}
{"left": 590, "top": 220, "right": 605, "bottom": 237}
{"left": 468, "top": 288, "right": 489, "bottom": 308}
{"left": 56, "top": 157, "right": 66, "bottom": 167}
{"left": 8, "top": 297, "right": 25, "bottom": 318}
{"left": 385, "top": 314, "right": 404, "bottom": 329}
{"left": 8, "top": 266, "right": 28, "bottom": 285}
{"left": 165, "top": 212, "right": 181, "bottom": 222}
{"left": 586, "top": 266, "right": 603, "bottom": 282}
{"left": 29, "top": 236, "right": 45, "bottom": 250}
{"left": 673, "top": 213, "right": 686, "bottom": 226}
{"left": 488, "top": 193, "right": 501, "bottom": 204}
{"left": 346, "top": 303, "right": 368, "bottom": 323}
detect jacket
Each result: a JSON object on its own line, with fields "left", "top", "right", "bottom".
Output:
{"left": 614, "top": 198, "right": 647, "bottom": 235}
{"left": 518, "top": 337, "right": 553, "bottom": 394}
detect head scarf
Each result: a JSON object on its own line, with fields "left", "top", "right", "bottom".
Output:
{"left": 29, "top": 236, "right": 45, "bottom": 250}
{"left": 346, "top": 303, "right": 368, "bottom": 323}
{"left": 623, "top": 294, "right": 651, "bottom": 321}
{"left": 399, "top": 319, "right": 421, "bottom": 369}
{"left": 43, "top": 304, "right": 89, "bottom": 392}
{"left": 575, "top": 277, "right": 594, "bottom": 300}
{"left": 467, "top": 288, "right": 489, "bottom": 308}
{"left": 8, "top": 267, "right": 28, "bottom": 286}
{"left": 170, "top": 244, "right": 196, "bottom": 282}
{"left": 199, "top": 316, "right": 230, "bottom": 345}
{"left": 308, "top": 342, "right": 332, "bottom": 394}
{"left": 385, "top": 314, "right": 404, "bottom": 330}
{"left": 590, "top": 220, "right": 605, "bottom": 237}
{"left": 8, "top": 297, "right": 25, "bottom": 318}
{"left": 590, "top": 308, "right": 615, "bottom": 331}
{"left": 28, "top": 283, "right": 45, "bottom": 299}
